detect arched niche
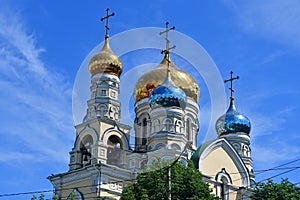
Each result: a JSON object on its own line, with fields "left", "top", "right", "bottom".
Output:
{"left": 96, "top": 104, "right": 108, "bottom": 118}
{"left": 75, "top": 126, "right": 98, "bottom": 150}
{"left": 151, "top": 119, "right": 160, "bottom": 133}
{"left": 102, "top": 129, "right": 129, "bottom": 167}
{"left": 163, "top": 118, "right": 173, "bottom": 132}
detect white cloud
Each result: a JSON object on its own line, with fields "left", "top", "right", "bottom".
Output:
{"left": 223, "top": 0, "right": 300, "bottom": 48}
{"left": 0, "top": 11, "right": 46, "bottom": 77}
{"left": 252, "top": 142, "right": 300, "bottom": 171}
{"left": 0, "top": 152, "right": 37, "bottom": 163}
{"left": 0, "top": 7, "right": 73, "bottom": 164}
{"left": 250, "top": 113, "right": 285, "bottom": 139}
{"left": 240, "top": 90, "right": 300, "bottom": 171}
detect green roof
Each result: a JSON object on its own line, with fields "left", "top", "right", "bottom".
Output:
{"left": 191, "top": 140, "right": 216, "bottom": 169}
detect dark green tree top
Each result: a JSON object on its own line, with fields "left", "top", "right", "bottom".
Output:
{"left": 251, "top": 178, "right": 300, "bottom": 200}
{"left": 121, "top": 161, "right": 218, "bottom": 200}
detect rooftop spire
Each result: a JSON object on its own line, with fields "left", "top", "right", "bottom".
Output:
{"left": 160, "top": 22, "right": 176, "bottom": 60}
{"left": 100, "top": 8, "right": 115, "bottom": 39}
{"left": 224, "top": 71, "right": 240, "bottom": 105}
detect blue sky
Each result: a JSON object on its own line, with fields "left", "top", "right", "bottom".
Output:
{"left": 0, "top": 0, "right": 300, "bottom": 199}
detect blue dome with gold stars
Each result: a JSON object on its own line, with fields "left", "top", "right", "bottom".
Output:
{"left": 149, "top": 71, "right": 187, "bottom": 109}
{"left": 216, "top": 99, "right": 251, "bottom": 135}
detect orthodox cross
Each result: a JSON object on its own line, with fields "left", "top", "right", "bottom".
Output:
{"left": 160, "top": 22, "right": 176, "bottom": 56}
{"left": 101, "top": 8, "right": 115, "bottom": 39}
{"left": 224, "top": 71, "right": 240, "bottom": 100}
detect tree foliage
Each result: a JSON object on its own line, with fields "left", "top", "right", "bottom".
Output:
{"left": 121, "top": 161, "right": 218, "bottom": 200}
{"left": 30, "top": 190, "right": 76, "bottom": 200}
{"left": 53, "top": 194, "right": 60, "bottom": 200}
{"left": 39, "top": 194, "right": 45, "bottom": 200}
{"left": 31, "top": 194, "right": 44, "bottom": 200}
{"left": 251, "top": 178, "right": 300, "bottom": 200}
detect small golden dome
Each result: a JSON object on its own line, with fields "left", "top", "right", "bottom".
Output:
{"left": 89, "top": 38, "right": 123, "bottom": 77}
{"left": 134, "top": 54, "right": 200, "bottom": 103}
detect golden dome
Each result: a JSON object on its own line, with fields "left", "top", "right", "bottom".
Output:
{"left": 134, "top": 54, "right": 200, "bottom": 103}
{"left": 89, "top": 38, "right": 123, "bottom": 77}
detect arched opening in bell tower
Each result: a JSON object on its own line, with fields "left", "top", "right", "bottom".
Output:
{"left": 79, "top": 134, "right": 93, "bottom": 166}
{"left": 107, "top": 135, "right": 123, "bottom": 166}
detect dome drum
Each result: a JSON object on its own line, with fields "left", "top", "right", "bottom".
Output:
{"left": 149, "top": 106, "right": 185, "bottom": 117}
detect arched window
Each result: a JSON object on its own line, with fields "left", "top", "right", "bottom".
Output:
{"left": 163, "top": 118, "right": 172, "bottom": 132}
{"left": 152, "top": 119, "right": 160, "bottom": 133}
{"left": 175, "top": 120, "right": 183, "bottom": 133}
{"left": 220, "top": 177, "right": 229, "bottom": 199}
{"left": 166, "top": 120, "right": 171, "bottom": 131}
{"left": 243, "top": 145, "right": 250, "bottom": 157}
{"left": 109, "top": 106, "right": 119, "bottom": 120}
{"left": 142, "top": 118, "right": 147, "bottom": 145}
{"left": 154, "top": 143, "right": 166, "bottom": 150}
{"left": 216, "top": 168, "right": 232, "bottom": 200}
{"left": 186, "top": 118, "right": 191, "bottom": 140}
{"left": 97, "top": 104, "right": 107, "bottom": 118}
{"left": 100, "top": 107, "right": 104, "bottom": 117}
{"left": 170, "top": 143, "right": 181, "bottom": 151}
{"left": 113, "top": 107, "right": 119, "bottom": 120}
{"left": 232, "top": 143, "right": 241, "bottom": 155}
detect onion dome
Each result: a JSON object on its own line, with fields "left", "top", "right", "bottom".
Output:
{"left": 89, "top": 38, "right": 123, "bottom": 77}
{"left": 216, "top": 98, "right": 251, "bottom": 135}
{"left": 149, "top": 69, "right": 187, "bottom": 109}
{"left": 134, "top": 54, "right": 200, "bottom": 103}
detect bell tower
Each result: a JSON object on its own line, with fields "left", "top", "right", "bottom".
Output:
{"left": 68, "top": 9, "right": 131, "bottom": 171}
{"left": 86, "top": 8, "right": 122, "bottom": 122}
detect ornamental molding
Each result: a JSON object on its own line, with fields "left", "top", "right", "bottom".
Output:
{"left": 101, "top": 127, "right": 130, "bottom": 150}
{"left": 74, "top": 125, "right": 99, "bottom": 149}
{"left": 198, "top": 138, "right": 250, "bottom": 186}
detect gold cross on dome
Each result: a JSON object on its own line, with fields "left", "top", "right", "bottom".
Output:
{"left": 224, "top": 71, "right": 240, "bottom": 100}
{"left": 160, "top": 22, "right": 176, "bottom": 55}
{"left": 101, "top": 8, "right": 115, "bottom": 39}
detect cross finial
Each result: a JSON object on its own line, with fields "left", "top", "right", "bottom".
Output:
{"left": 224, "top": 71, "right": 240, "bottom": 102}
{"left": 160, "top": 22, "right": 176, "bottom": 58}
{"left": 101, "top": 8, "right": 115, "bottom": 39}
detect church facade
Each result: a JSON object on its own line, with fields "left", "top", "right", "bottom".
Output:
{"left": 48, "top": 9, "right": 255, "bottom": 200}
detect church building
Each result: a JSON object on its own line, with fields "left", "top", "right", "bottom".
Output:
{"left": 48, "top": 9, "right": 255, "bottom": 200}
